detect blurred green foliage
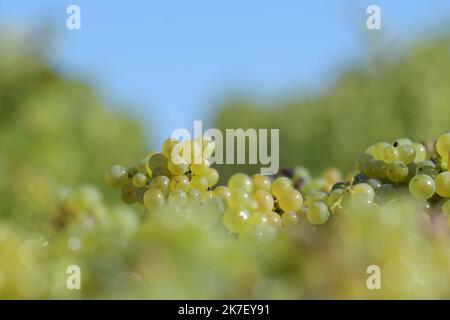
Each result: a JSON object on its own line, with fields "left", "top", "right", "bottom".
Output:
{"left": 214, "top": 37, "right": 450, "bottom": 180}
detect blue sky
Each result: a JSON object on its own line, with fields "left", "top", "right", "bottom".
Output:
{"left": 1, "top": 1, "right": 450, "bottom": 147}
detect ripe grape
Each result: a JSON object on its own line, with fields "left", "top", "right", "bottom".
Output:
{"left": 327, "top": 188, "right": 344, "bottom": 210}
{"left": 268, "top": 211, "right": 282, "bottom": 229}
{"left": 281, "top": 211, "right": 298, "bottom": 226}
{"left": 167, "top": 160, "right": 189, "bottom": 175}
{"left": 213, "top": 186, "right": 231, "bottom": 200}
{"left": 201, "top": 190, "right": 213, "bottom": 203}
{"left": 252, "top": 174, "right": 271, "bottom": 191}
{"left": 143, "top": 188, "right": 165, "bottom": 210}
{"left": 412, "top": 143, "right": 427, "bottom": 162}
{"left": 382, "top": 145, "right": 399, "bottom": 163}
{"left": 436, "top": 132, "right": 450, "bottom": 158}
{"left": 187, "top": 189, "right": 202, "bottom": 206}
{"left": 149, "top": 153, "right": 168, "bottom": 171}
{"left": 278, "top": 189, "right": 303, "bottom": 212}
{"left": 409, "top": 174, "right": 435, "bottom": 200}
{"left": 397, "top": 144, "right": 416, "bottom": 164}
{"left": 434, "top": 172, "right": 450, "bottom": 198}
{"left": 168, "top": 175, "right": 190, "bottom": 192}
{"left": 351, "top": 183, "right": 375, "bottom": 201}
{"left": 271, "top": 177, "right": 293, "bottom": 199}
{"left": 304, "top": 191, "right": 328, "bottom": 207}
{"left": 366, "top": 178, "right": 382, "bottom": 189}
{"left": 151, "top": 175, "right": 170, "bottom": 193}
{"left": 162, "top": 138, "right": 180, "bottom": 160}
{"left": 223, "top": 207, "right": 250, "bottom": 233}
{"left": 136, "top": 157, "right": 152, "bottom": 175}
{"left": 228, "top": 189, "right": 251, "bottom": 208}
{"left": 306, "top": 201, "right": 330, "bottom": 225}
{"left": 190, "top": 159, "right": 210, "bottom": 176}
{"left": 252, "top": 190, "right": 274, "bottom": 212}
{"left": 168, "top": 189, "right": 187, "bottom": 207}
{"left": 442, "top": 200, "right": 450, "bottom": 215}
{"left": 105, "top": 165, "right": 128, "bottom": 187}
{"left": 228, "top": 173, "right": 253, "bottom": 193}
{"left": 387, "top": 161, "right": 408, "bottom": 182}
{"left": 205, "top": 168, "right": 219, "bottom": 187}
{"left": 132, "top": 173, "right": 148, "bottom": 188}
{"left": 416, "top": 160, "right": 438, "bottom": 177}
{"left": 190, "top": 175, "right": 209, "bottom": 191}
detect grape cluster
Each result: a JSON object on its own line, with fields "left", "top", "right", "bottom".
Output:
{"left": 106, "top": 137, "right": 218, "bottom": 213}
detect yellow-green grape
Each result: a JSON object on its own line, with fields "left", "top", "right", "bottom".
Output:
{"left": 268, "top": 211, "right": 282, "bottom": 229}
{"left": 412, "top": 143, "right": 427, "bottom": 163}
{"left": 228, "top": 188, "right": 251, "bottom": 207}
{"left": 213, "top": 186, "right": 231, "bottom": 201}
{"left": 306, "top": 201, "right": 330, "bottom": 225}
{"left": 409, "top": 174, "right": 435, "bottom": 200}
{"left": 190, "top": 158, "right": 210, "bottom": 176}
{"left": 201, "top": 190, "right": 213, "bottom": 203}
{"left": 282, "top": 211, "right": 298, "bottom": 226}
{"left": 168, "top": 175, "right": 190, "bottom": 192}
{"left": 442, "top": 200, "right": 450, "bottom": 216}
{"left": 305, "top": 191, "right": 328, "bottom": 207}
{"left": 136, "top": 156, "right": 152, "bottom": 175}
{"left": 434, "top": 172, "right": 450, "bottom": 197}
{"left": 252, "top": 190, "right": 274, "bottom": 212}
{"left": 167, "top": 159, "right": 189, "bottom": 175}
{"left": 372, "top": 141, "right": 390, "bottom": 160}
{"left": 327, "top": 188, "right": 344, "bottom": 212}
{"left": 148, "top": 153, "right": 169, "bottom": 176}
{"left": 397, "top": 144, "right": 416, "bottom": 164}
{"left": 228, "top": 173, "right": 253, "bottom": 193}
{"left": 150, "top": 175, "right": 170, "bottom": 193}
{"left": 190, "top": 175, "right": 209, "bottom": 191}
{"left": 252, "top": 174, "right": 271, "bottom": 191}
{"left": 351, "top": 183, "right": 375, "bottom": 201}
{"left": 121, "top": 183, "right": 137, "bottom": 204}
{"left": 436, "top": 132, "right": 450, "bottom": 158}
{"left": 278, "top": 189, "right": 303, "bottom": 212}
{"left": 187, "top": 189, "right": 202, "bottom": 206}
{"left": 416, "top": 160, "right": 438, "bottom": 177}
{"left": 162, "top": 138, "right": 179, "bottom": 160}
{"left": 382, "top": 145, "right": 399, "bottom": 164}
{"left": 271, "top": 176, "right": 293, "bottom": 199}
{"left": 223, "top": 207, "right": 250, "bottom": 233}
{"left": 387, "top": 161, "right": 408, "bottom": 182}
{"left": 205, "top": 168, "right": 219, "bottom": 187}
{"left": 143, "top": 187, "right": 165, "bottom": 210}
{"left": 132, "top": 173, "right": 148, "bottom": 188}
{"left": 105, "top": 165, "right": 128, "bottom": 187}
{"left": 168, "top": 189, "right": 187, "bottom": 207}
{"left": 393, "top": 138, "right": 412, "bottom": 146}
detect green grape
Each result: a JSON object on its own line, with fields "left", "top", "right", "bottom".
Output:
{"left": 306, "top": 201, "right": 330, "bottom": 225}
{"left": 416, "top": 160, "right": 438, "bottom": 177}
{"left": 228, "top": 173, "right": 253, "bottom": 193}
{"left": 252, "top": 174, "right": 271, "bottom": 191}
{"left": 162, "top": 138, "right": 180, "bottom": 160}
{"left": 412, "top": 143, "right": 427, "bottom": 162}
{"left": 409, "top": 174, "right": 435, "bottom": 200}
{"left": 270, "top": 177, "right": 293, "bottom": 198}
{"left": 382, "top": 145, "right": 399, "bottom": 164}
{"left": 187, "top": 189, "right": 202, "bottom": 206}
{"left": 168, "top": 189, "right": 187, "bottom": 207}
{"left": 167, "top": 160, "right": 189, "bottom": 175}
{"left": 105, "top": 165, "right": 128, "bottom": 187}
{"left": 212, "top": 186, "right": 231, "bottom": 200}
{"left": 228, "top": 188, "right": 251, "bottom": 207}
{"left": 248, "top": 211, "right": 270, "bottom": 225}
{"left": 393, "top": 138, "right": 413, "bottom": 146}
{"left": 149, "top": 153, "right": 168, "bottom": 171}
{"left": 278, "top": 189, "right": 303, "bottom": 212}
{"left": 150, "top": 175, "right": 170, "bottom": 193}
{"left": 372, "top": 142, "right": 390, "bottom": 160}
{"left": 143, "top": 187, "right": 165, "bottom": 210}
{"left": 132, "top": 173, "right": 148, "bottom": 188}
{"left": 387, "top": 161, "right": 408, "bottom": 182}
{"left": 436, "top": 132, "right": 450, "bottom": 157}
{"left": 327, "top": 188, "right": 344, "bottom": 209}
{"left": 252, "top": 190, "right": 274, "bottom": 212}
{"left": 305, "top": 191, "right": 328, "bottom": 207}
{"left": 442, "top": 200, "right": 450, "bottom": 216}
{"left": 136, "top": 156, "right": 152, "bottom": 175}
{"left": 358, "top": 153, "right": 374, "bottom": 172}
{"left": 223, "top": 207, "right": 250, "bottom": 233}
{"left": 351, "top": 183, "right": 375, "bottom": 201}
{"left": 268, "top": 211, "right": 282, "bottom": 229}
{"left": 434, "top": 172, "right": 450, "bottom": 198}
{"left": 364, "top": 159, "right": 388, "bottom": 178}
{"left": 190, "top": 175, "right": 209, "bottom": 191}
{"left": 282, "top": 211, "right": 298, "bottom": 226}
{"left": 366, "top": 178, "right": 382, "bottom": 189}
{"left": 190, "top": 159, "right": 210, "bottom": 176}
{"left": 205, "top": 168, "right": 219, "bottom": 187}
{"left": 397, "top": 144, "right": 416, "bottom": 164}
{"left": 201, "top": 190, "right": 213, "bottom": 203}
{"left": 168, "top": 175, "right": 190, "bottom": 192}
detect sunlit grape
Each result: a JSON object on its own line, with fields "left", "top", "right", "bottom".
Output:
{"left": 434, "top": 172, "right": 450, "bottom": 197}
{"left": 167, "top": 160, "right": 189, "bottom": 175}
{"left": 223, "top": 207, "right": 250, "bottom": 233}
{"left": 228, "top": 173, "right": 253, "bottom": 193}
{"left": 281, "top": 211, "right": 298, "bottom": 226}
{"left": 205, "top": 168, "right": 219, "bottom": 187}
{"left": 162, "top": 138, "right": 179, "bottom": 160}
{"left": 306, "top": 201, "right": 330, "bottom": 225}
{"left": 190, "top": 158, "right": 210, "bottom": 176}
{"left": 132, "top": 173, "right": 148, "bottom": 188}
{"left": 382, "top": 145, "right": 399, "bottom": 164}
{"left": 278, "top": 189, "right": 303, "bottom": 212}
{"left": 387, "top": 161, "right": 408, "bottom": 182}
{"left": 187, "top": 188, "right": 202, "bottom": 206}
{"left": 397, "top": 144, "right": 416, "bottom": 164}
{"left": 168, "top": 175, "right": 190, "bottom": 192}
{"left": 252, "top": 190, "right": 274, "bottom": 212}
{"left": 143, "top": 187, "right": 165, "bottom": 210}
{"left": 412, "top": 143, "right": 427, "bottom": 162}
{"left": 304, "top": 191, "right": 328, "bottom": 207}
{"left": 168, "top": 189, "right": 187, "bottom": 207}
{"left": 271, "top": 177, "right": 293, "bottom": 199}
{"left": 190, "top": 175, "right": 209, "bottom": 191}
{"left": 436, "top": 132, "right": 450, "bottom": 158}
{"left": 212, "top": 186, "right": 231, "bottom": 201}
{"left": 409, "top": 174, "right": 435, "bottom": 200}
{"left": 268, "top": 211, "right": 282, "bottom": 229}
{"left": 252, "top": 174, "right": 271, "bottom": 191}
{"left": 351, "top": 183, "right": 375, "bottom": 201}
{"left": 151, "top": 175, "right": 170, "bottom": 194}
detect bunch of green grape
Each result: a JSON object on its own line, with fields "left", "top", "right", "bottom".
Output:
{"left": 106, "top": 136, "right": 219, "bottom": 213}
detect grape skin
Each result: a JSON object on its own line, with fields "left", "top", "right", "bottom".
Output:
{"left": 306, "top": 201, "right": 330, "bottom": 225}
{"left": 434, "top": 172, "right": 450, "bottom": 198}
{"left": 409, "top": 174, "right": 435, "bottom": 200}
